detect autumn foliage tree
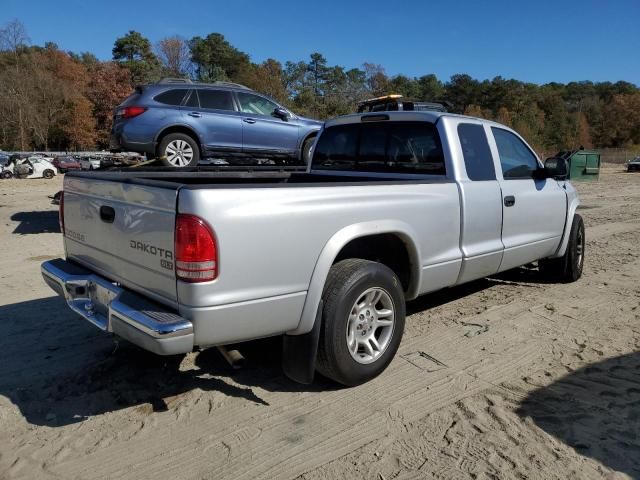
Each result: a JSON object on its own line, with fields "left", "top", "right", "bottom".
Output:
{"left": 0, "top": 19, "right": 639, "bottom": 153}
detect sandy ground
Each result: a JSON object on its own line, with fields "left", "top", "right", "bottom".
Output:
{"left": 0, "top": 165, "right": 638, "bottom": 480}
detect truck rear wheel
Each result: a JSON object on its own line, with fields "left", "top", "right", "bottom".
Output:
{"left": 316, "top": 259, "right": 405, "bottom": 386}
{"left": 539, "top": 214, "right": 585, "bottom": 283}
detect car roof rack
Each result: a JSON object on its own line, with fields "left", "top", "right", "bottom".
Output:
{"left": 210, "top": 81, "right": 251, "bottom": 90}
{"left": 158, "top": 78, "right": 193, "bottom": 84}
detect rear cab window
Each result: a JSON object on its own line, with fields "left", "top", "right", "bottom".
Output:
{"left": 312, "top": 121, "right": 446, "bottom": 175}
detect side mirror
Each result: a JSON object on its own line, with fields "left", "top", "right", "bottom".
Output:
{"left": 543, "top": 157, "right": 568, "bottom": 180}
{"left": 273, "top": 107, "right": 289, "bottom": 121}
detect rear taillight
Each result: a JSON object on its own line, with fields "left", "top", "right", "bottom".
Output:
{"left": 175, "top": 214, "right": 217, "bottom": 282}
{"left": 118, "top": 106, "right": 147, "bottom": 119}
{"left": 58, "top": 191, "right": 64, "bottom": 235}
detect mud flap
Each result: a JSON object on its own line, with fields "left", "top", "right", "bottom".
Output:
{"left": 282, "top": 300, "right": 323, "bottom": 384}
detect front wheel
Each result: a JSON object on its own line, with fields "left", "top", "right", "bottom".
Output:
{"left": 316, "top": 259, "right": 406, "bottom": 386}
{"left": 1, "top": 171, "right": 12, "bottom": 179}
{"left": 43, "top": 169, "right": 55, "bottom": 179}
{"left": 158, "top": 133, "right": 200, "bottom": 168}
{"left": 539, "top": 214, "right": 585, "bottom": 282}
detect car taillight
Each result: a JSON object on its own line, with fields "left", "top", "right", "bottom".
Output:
{"left": 58, "top": 191, "right": 64, "bottom": 235}
{"left": 175, "top": 214, "right": 217, "bottom": 282}
{"left": 118, "top": 106, "right": 147, "bottom": 119}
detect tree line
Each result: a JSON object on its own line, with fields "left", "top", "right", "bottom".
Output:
{"left": 1, "top": 19, "right": 639, "bottom": 153}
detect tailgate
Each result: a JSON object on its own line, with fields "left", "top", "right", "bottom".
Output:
{"left": 62, "top": 175, "right": 178, "bottom": 304}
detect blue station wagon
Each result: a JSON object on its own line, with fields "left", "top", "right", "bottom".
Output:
{"left": 110, "top": 78, "right": 323, "bottom": 168}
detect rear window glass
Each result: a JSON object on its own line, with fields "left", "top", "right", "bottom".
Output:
{"left": 198, "top": 89, "right": 234, "bottom": 110}
{"left": 313, "top": 121, "right": 446, "bottom": 175}
{"left": 154, "top": 89, "right": 189, "bottom": 106}
{"left": 458, "top": 123, "right": 496, "bottom": 181}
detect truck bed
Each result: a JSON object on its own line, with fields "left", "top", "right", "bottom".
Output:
{"left": 67, "top": 167, "right": 449, "bottom": 188}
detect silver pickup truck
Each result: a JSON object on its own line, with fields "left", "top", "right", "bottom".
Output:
{"left": 42, "top": 111, "right": 584, "bottom": 386}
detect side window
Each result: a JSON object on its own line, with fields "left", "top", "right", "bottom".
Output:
{"left": 491, "top": 127, "right": 539, "bottom": 179}
{"left": 237, "top": 92, "right": 278, "bottom": 116}
{"left": 458, "top": 123, "right": 496, "bottom": 181}
{"left": 154, "top": 89, "right": 189, "bottom": 106}
{"left": 184, "top": 90, "right": 199, "bottom": 108}
{"left": 198, "top": 89, "right": 234, "bottom": 110}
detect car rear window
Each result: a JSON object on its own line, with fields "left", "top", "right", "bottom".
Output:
{"left": 312, "top": 121, "right": 446, "bottom": 175}
{"left": 198, "top": 89, "right": 234, "bottom": 110}
{"left": 154, "top": 89, "right": 189, "bottom": 106}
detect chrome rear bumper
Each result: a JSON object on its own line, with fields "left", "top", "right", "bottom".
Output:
{"left": 41, "top": 259, "right": 193, "bottom": 355}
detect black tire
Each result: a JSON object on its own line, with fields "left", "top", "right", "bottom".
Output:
{"left": 1, "top": 171, "right": 12, "bottom": 179}
{"left": 158, "top": 133, "right": 200, "bottom": 168}
{"left": 301, "top": 135, "right": 316, "bottom": 164}
{"left": 539, "top": 214, "right": 585, "bottom": 283}
{"left": 43, "top": 169, "right": 54, "bottom": 179}
{"left": 316, "top": 259, "right": 406, "bottom": 386}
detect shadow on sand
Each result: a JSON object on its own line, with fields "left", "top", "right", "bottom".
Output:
{"left": 518, "top": 352, "right": 640, "bottom": 478}
{"left": 10, "top": 210, "right": 60, "bottom": 234}
{"left": 1, "top": 264, "right": 553, "bottom": 427}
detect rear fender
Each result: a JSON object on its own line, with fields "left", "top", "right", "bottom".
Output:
{"left": 288, "top": 220, "right": 421, "bottom": 336}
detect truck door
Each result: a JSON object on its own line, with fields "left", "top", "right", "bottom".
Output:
{"left": 489, "top": 127, "right": 567, "bottom": 272}
{"left": 453, "top": 121, "right": 505, "bottom": 284}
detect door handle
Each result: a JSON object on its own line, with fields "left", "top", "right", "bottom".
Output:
{"left": 503, "top": 195, "right": 516, "bottom": 207}
{"left": 99, "top": 205, "right": 115, "bottom": 223}
{"left": 243, "top": 118, "right": 256, "bottom": 124}
{"left": 188, "top": 112, "right": 201, "bottom": 118}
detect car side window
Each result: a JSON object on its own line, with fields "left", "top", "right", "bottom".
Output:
{"left": 491, "top": 127, "right": 539, "bottom": 179}
{"left": 458, "top": 123, "right": 496, "bottom": 181}
{"left": 237, "top": 92, "right": 278, "bottom": 116}
{"left": 184, "top": 90, "right": 199, "bottom": 108}
{"left": 198, "top": 89, "right": 234, "bottom": 110}
{"left": 154, "top": 89, "right": 189, "bottom": 106}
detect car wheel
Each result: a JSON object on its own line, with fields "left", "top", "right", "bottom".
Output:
{"left": 539, "top": 214, "right": 585, "bottom": 283}
{"left": 301, "top": 136, "right": 316, "bottom": 164}
{"left": 43, "top": 169, "right": 55, "bottom": 179}
{"left": 1, "top": 171, "right": 12, "bottom": 179}
{"left": 316, "top": 259, "right": 406, "bottom": 386}
{"left": 158, "top": 133, "right": 200, "bottom": 168}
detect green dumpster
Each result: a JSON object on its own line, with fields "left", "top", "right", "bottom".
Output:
{"left": 552, "top": 149, "right": 600, "bottom": 181}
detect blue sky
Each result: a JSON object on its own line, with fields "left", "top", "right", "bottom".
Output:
{"left": 2, "top": 0, "right": 639, "bottom": 85}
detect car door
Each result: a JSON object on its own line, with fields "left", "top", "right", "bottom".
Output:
{"left": 489, "top": 126, "right": 567, "bottom": 272}
{"left": 451, "top": 120, "right": 505, "bottom": 284}
{"left": 187, "top": 89, "right": 243, "bottom": 155}
{"left": 235, "top": 91, "right": 299, "bottom": 156}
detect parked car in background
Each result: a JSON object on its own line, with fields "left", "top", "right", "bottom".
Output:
{"left": 53, "top": 155, "right": 82, "bottom": 173}
{"left": 0, "top": 152, "right": 11, "bottom": 178}
{"left": 79, "top": 156, "right": 104, "bottom": 170}
{"left": 627, "top": 156, "right": 640, "bottom": 172}
{"left": 109, "top": 78, "right": 323, "bottom": 168}
{"left": 357, "top": 94, "right": 447, "bottom": 113}
{"left": 4, "top": 156, "right": 57, "bottom": 179}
